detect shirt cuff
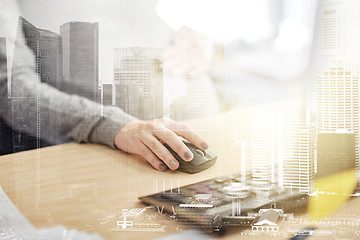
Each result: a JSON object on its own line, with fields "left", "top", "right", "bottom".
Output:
{"left": 89, "top": 106, "right": 137, "bottom": 148}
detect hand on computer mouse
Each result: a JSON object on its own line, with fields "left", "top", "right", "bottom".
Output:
{"left": 114, "top": 118, "right": 209, "bottom": 171}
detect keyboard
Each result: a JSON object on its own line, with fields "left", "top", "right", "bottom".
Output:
{"left": 139, "top": 171, "right": 308, "bottom": 233}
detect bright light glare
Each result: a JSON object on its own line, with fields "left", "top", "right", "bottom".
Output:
{"left": 156, "top": 0, "right": 272, "bottom": 42}
{"left": 274, "top": 20, "right": 312, "bottom": 51}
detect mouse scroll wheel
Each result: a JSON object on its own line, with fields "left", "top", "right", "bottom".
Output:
{"left": 194, "top": 149, "right": 205, "bottom": 157}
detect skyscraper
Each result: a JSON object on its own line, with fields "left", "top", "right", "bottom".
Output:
{"left": 184, "top": 34, "right": 222, "bottom": 120}
{"left": 251, "top": 96, "right": 315, "bottom": 193}
{"left": 319, "top": 0, "right": 344, "bottom": 52}
{"left": 37, "top": 29, "right": 62, "bottom": 89}
{"left": 111, "top": 47, "right": 163, "bottom": 120}
{"left": 278, "top": 97, "right": 315, "bottom": 193}
{"left": 16, "top": 17, "right": 64, "bottom": 148}
{"left": 316, "top": 60, "right": 360, "bottom": 175}
{"left": 10, "top": 17, "right": 59, "bottom": 152}
{"left": 20, "top": 17, "right": 62, "bottom": 88}
{"left": 60, "top": 22, "right": 99, "bottom": 101}
{"left": 316, "top": 0, "right": 360, "bottom": 178}
{"left": 251, "top": 106, "right": 277, "bottom": 186}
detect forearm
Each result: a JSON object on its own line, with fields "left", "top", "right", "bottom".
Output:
{"left": 2, "top": 47, "right": 135, "bottom": 147}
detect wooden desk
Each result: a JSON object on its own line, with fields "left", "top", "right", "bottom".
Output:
{"left": 1, "top": 109, "right": 359, "bottom": 240}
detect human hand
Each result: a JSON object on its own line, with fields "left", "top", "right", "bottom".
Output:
{"left": 114, "top": 118, "right": 209, "bottom": 172}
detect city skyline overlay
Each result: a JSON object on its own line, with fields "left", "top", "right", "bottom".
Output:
{"left": 1, "top": 0, "right": 359, "bottom": 194}
{"left": 2, "top": 0, "right": 360, "bottom": 238}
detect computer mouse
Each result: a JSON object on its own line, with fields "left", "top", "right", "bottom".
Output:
{"left": 164, "top": 140, "right": 217, "bottom": 174}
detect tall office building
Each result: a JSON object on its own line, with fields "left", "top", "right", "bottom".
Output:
{"left": 11, "top": 19, "right": 72, "bottom": 208}
{"left": 185, "top": 34, "right": 222, "bottom": 120}
{"left": 316, "top": 60, "right": 360, "bottom": 175}
{"left": 16, "top": 17, "right": 64, "bottom": 148}
{"left": 251, "top": 97, "right": 315, "bottom": 193}
{"left": 319, "top": 0, "right": 344, "bottom": 52}
{"left": 251, "top": 107, "right": 277, "bottom": 186}
{"left": 60, "top": 22, "right": 99, "bottom": 101}
{"left": 180, "top": 35, "right": 226, "bottom": 164}
{"left": 317, "top": 131, "right": 356, "bottom": 178}
{"left": 111, "top": 47, "right": 163, "bottom": 120}
{"left": 20, "top": 17, "right": 62, "bottom": 88}
{"left": 278, "top": 97, "right": 315, "bottom": 193}
{"left": 10, "top": 21, "right": 44, "bottom": 209}
{"left": 10, "top": 17, "right": 50, "bottom": 153}
{"left": 315, "top": 0, "right": 360, "bottom": 177}
{"left": 37, "top": 29, "right": 62, "bottom": 88}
